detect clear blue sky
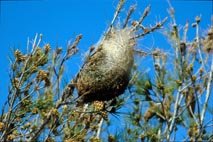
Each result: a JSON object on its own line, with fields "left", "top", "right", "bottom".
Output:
{"left": 0, "top": 0, "right": 212, "bottom": 138}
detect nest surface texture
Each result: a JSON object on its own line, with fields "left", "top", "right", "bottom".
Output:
{"left": 76, "top": 27, "right": 135, "bottom": 103}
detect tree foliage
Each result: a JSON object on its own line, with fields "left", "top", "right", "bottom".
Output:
{"left": 0, "top": 0, "right": 212, "bottom": 141}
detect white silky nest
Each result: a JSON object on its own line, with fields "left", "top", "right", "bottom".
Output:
{"left": 75, "top": 26, "right": 136, "bottom": 103}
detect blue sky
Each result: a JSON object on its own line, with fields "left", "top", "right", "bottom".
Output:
{"left": 0, "top": 0, "right": 212, "bottom": 139}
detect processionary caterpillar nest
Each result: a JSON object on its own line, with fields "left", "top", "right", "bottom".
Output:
{"left": 76, "top": 28, "right": 135, "bottom": 103}
{"left": 74, "top": 1, "right": 167, "bottom": 104}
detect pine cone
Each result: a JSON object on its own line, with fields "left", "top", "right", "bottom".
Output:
{"left": 75, "top": 28, "right": 135, "bottom": 103}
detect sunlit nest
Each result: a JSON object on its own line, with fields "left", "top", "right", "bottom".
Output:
{"left": 74, "top": 2, "right": 167, "bottom": 104}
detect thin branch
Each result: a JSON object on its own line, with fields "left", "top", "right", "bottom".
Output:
{"left": 131, "top": 5, "right": 151, "bottom": 31}
{"left": 166, "top": 88, "right": 182, "bottom": 140}
{"left": 0, "top": 34, "right": 40, "bottom": 141}
{"left": 138, "top": 5, "right": 151, "bottom": 26}
{"left": 27, "top": 35, "right": 82, "bottom": 141}
{"left": 27, "top": 109, "right": 53, "bottom": 141}
{"left": 60, "top": 34, "right": 82, "bottom": 68}
{"left": 183, "top": 21, "right": 189, "bottom": 42}
{"left": 134, "top": 17, "right": 168, "bottom": 39}
{"left": 167, "top": 0, "right": 176, "bottom": 26}
{"left": 200, "top": 56, "right": 213, "bottom": 126}
{"left": 195, "top": 16, "right": 206, "bottom": 73}
{"left": 110, "top": 0, "right": 126, "bottom": 28}
{"left": 165, "top": 70, "right": 210, "bottom": 140}
{"left": 123, "top": 5, "right": 136, "bottom": 28}
{"left": 105, "top": 0, "right": 126, "bottom": 37}
{"left": 96, "top": 118, "right": 104, "bottom": 138}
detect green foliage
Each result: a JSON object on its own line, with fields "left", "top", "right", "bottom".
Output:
{"left": 0, "top": 1, "right": 212, "bottom": 142}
